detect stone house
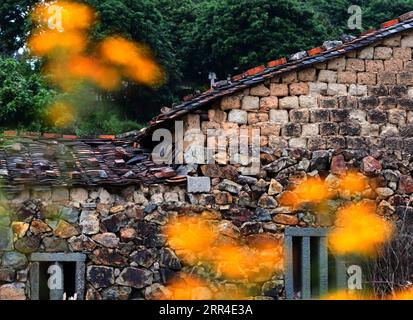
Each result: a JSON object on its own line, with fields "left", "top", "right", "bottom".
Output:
{"left": 1, "top": 12, "right": 413, "bottom": 300}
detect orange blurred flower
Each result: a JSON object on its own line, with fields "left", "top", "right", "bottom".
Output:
{"left": 100, "top": 37, "right": 164, "bottom": 86}
{"left": 321, "top": 289, "right": 371, "bottom": 300}
{"left": 279, "top": 178, "right": 330, "bottom": 208}
{"left": 31, "top": 1, "right": 95, "bottom": 31}
{"left": 391, "top": 287, "right": 413, "bottom": 300}
{"left": 328, "top": 202, "right": 394, "bottom": 256}
{"left": 339, "top": 172, "right": 367, "bottom": 194}
{"left": 163, "top": 215, "right": 218, "bottom": 263}
{"left": 47, "top": 102, "right": 75, "bottom": 128}
{"left": 28, "top": 30, "right": 87, "bottom": 56}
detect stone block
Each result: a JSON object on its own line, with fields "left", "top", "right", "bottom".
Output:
{"left": 393, "top": 47, "right": 412, "bottom": 61}
{"left": 208, "top": 109, "right": 227, "bottom": 123}
{"left": 337, "top": 71, "right": 356, "bottom": 84}
{"left": 242, "top": 96, "right": 260, "bottom": 110}
{"left": 346, "top": 137, "right": 366, "bottom": 149}
{"left": 310, "top": 109, "right": 329, "bottom": 122}
{"left": 289, "top": 138, "right": 307, "bottom": 148}
{"left": 248, "top": 112, "right": 268, "bottom": 125}
{"left": 31, "top": 188, "right": 52, "bottom": 202}
{"left": 259, "top": 96, "right": 278, "bottom": 110}
{"left": 87, "top": 266, "right": 114, "bottom": 288}
{"left": 116, "top": 267, "right": 153, "bottom": 289}
{"left": 298, "top": 68, "right": 316, "bottom": 81}
{"left": 307, "top": 137, "right": 326, "bottom": 150}
{"left": 338, "top": 96, "right": 358, "bottom": 109}
{"left": 319, "top": 123, "right": 339, "bottom": 136}
{"left": 318, "top": 70, "right": 337, "bottom": 83}
{"left": 301, "top": 123, "right": 319, "bottom": 137}
{"left": 79, "top": 211, "right": 100, "bottom": 235}
{"left": 268, "top": 136, "right": 288, "bottom": 149}
{"left": 381, "top": 124, "right": 399, "bottom": 136}
{"left": 367, "top": 110, "right": 387, "bottom": 124}
{"left": 270, "top": 83, "right": 289, "bottom": 96}
{"left": 309, "top": 82, "right": 327, "bottom": 96}
{"left": 282, "top": 123, "right": 301, "bottom": 137}
{"left": 187, "top": 176, "right": 211, "bottom": 193}
{"left": 221, "top": 95, "right": 241, "bottom": 110}
{"left": 0, "top": 283, "right": 25, "bottom": 300}
{"left": 298, "top": 96, "right": 317, "bottom": 108}
{"left": 228, "top": 109, "right": 248, "bottom": 124}
{"left": 281, "top": 71, "right": 297, "bottom": 83}
{"left": 348, "top": 84, "right": 367, "bottom": 96}
{"left": 289, "top": 83, "right": 309, "bottom": 95}
{"left": 326, "top": 136, "right": 346, "bottom": 149}
{"left": 289, "top": 109, "right": 309, "bottom": 123}
{"left": 254, "top": 122, "right": 281, "bottom": 136}
{"left": 52, "top": 188, "right": 69, "bottom": 202}
{"left": 397, "top": 72, "right": 413, "bottom": 85}
{"left": 365, "top": 60, "right": 384, "bottom": 72}
{"left": 358, "top": 47, "right": 374, "bottom": 59}
{"left": 279, "top": 96, "right": 299, "bottom": 109}
{"left": 369, "top": 85, "right": 388, "bottom": 96}
{"left": 388, "top": 109, "right": 407, "bottom": 126}
{"left": 184, "top": 114, "right": 201, "bottom": 132}
{"left": 339, "top": 121, "right": 361, "bottom": 136}
{"left": 382, "top": 35, "right": 401, "bottom": 47}
{"left": 389, "top": 85, "right": 408, "bottom": 97}
{"left": 327, "top": 57, "right": 346, "bottom": 70}
{"left": 0, "top": 226, "right": 13, "bottom": 251}
{"left": 250, "top": 84, "right": 270, "bottom": 97}
{"left": 350, "top": 110, "right": 367, "bottom": 122}
{"left": 327, "top": 83, "right": 347, "bottom": 96}
{"left": 1, "top": 252, "right": 27, "bottom": 269}
{"left": 70, "top": 188, "right": 88, "bottom": 203}
{"left": 377, "top": 72, "right": 396, "bottom": 85}
{"left": 346, "top": 58, "right": 365, "bottom": 71}
{"left": 357, "top": 72, "right": 376, "bottom": 85}
{"left": 401, "top": 35, "right": 413, "bottom": 48}
{"left": 330, "top": 109, "right": 349, "bottom": 122}
{"left": 359, "top": 96, "right": 379, "bottom": 109}
{"left": 319, "top": 97, "right": 338, "bottom": 108}
{"left": 384, "top": 59, "right": 404, "bottom": 72}
{"left": 374, "top": 47, "right": 393, "bottom": 60}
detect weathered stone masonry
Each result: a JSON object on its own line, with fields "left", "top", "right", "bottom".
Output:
{"left": 206, "top": 33, "right": 413, "bottom": 153}
{"left": 1, "top": 20, "right": 413, "bottom": 300}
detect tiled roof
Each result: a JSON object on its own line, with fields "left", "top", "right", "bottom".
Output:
{"left": 0, "top": 132, "right": 182, "bottom": 191}
{"left": 136, "top": 11, "right": 413, "bottom": 143}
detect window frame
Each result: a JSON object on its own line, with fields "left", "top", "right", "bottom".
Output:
{"left": 284, "top": 227, "right": 347, "bottom": 299}
{"left": 29, "top": 253, "right": 86, "bottom": 300}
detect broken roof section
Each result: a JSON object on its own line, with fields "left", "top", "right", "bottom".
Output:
{"left": 0, "top": 132, "right": 180, "bottom": 190}
{"left": 135, "top": 11, "right": 413, "bottom": 143}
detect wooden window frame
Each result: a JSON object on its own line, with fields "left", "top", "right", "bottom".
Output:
{"left": 284, "top": 227, "right": 347, "bottom": 299}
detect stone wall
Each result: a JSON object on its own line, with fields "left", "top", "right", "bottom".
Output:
{"left": 1, "top": 31, "right": 413, "bottom": 301}
{"left": 197, "top": 31, "right": 413, "bottom": 156}
{"left": 0, "top": 183, "right": 286, "bottom": 300}
{"left": 0, "top": 185, "right": 190, "bottom": 300}
{"left": 2, "top": 142, "right": 411, "bottom": 300}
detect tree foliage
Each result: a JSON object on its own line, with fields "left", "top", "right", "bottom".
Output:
{"left": 0, "top": 0, "right": 36, "bottom": 55}
{"left": 85, "top": 0, "right": 182, "bottom": 122}
{"left": 0, "top": 57, "right": 54, "bottom": 130}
